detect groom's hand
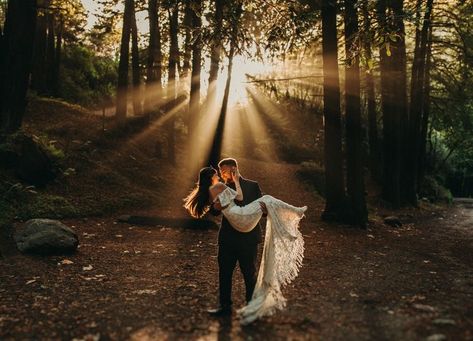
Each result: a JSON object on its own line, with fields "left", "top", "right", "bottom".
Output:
{"left": 213, "top": 202, "right": 223, "bottom": 211}
{"left": 209, "top": 202, "right": 222, "bottom": 216}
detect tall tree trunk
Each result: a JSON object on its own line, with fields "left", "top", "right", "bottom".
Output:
{"left": 361, "top": 1, "right": 378, "bottom": 179}
{"left": 321, "top": 0, "right": 346, "bottom": 220}
{"left": 377, "top": 0, "right": 401, "bottom": 208}
{"left": 208, "top": 0, "right": 224, "bottom": 86}
{"left": 145, "top": 0, "right": 163, "bottom": 114}
{"left": 31, "top": 0, "right": 48, "bottom": 94}
{"left": 46, "top": 11, "right": 55, "bottom": 95}
{"left": 188, "top": 0, "right": 202, "bottom": 138}
{"left": 167, "top": 3, "right": 179, "bottom": 165}
{"left": 208, "top": 2, "right": 242, "bottom": 167}
{"left": 116, "top": 0, "right": 133, "bottom": 121}
{"left": 0, "top": 0, "right": 37, "bottom": 133}
{"left": 131, "top": 0, "right": 142, "bottom": 116}
{"left": 418, "top": 25, "right": 433, "bottom": 185}
{"left": 406, "top": 0, "right": 434, "bottom": 205}
{"left": 391, "top": 0, "right": 409, "bottom": 205}
{"left": 344, "top": 0, "right": 367, "bottom": 227}
{"left": 52, "top": 16, "right": 62, "bottom": 97}
{"left": 181, "top": 0, "right": 192, "bottom": 78}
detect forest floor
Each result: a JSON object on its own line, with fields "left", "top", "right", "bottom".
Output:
{"left": 1, "top": 97, "right": 472, "bottom": 340}
{"left": 1, "top": 156, "right": 473, "bottom": 340}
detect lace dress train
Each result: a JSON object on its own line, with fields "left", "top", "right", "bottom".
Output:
{"left": 216, "top": 187, "right": 307, "bottom": 324}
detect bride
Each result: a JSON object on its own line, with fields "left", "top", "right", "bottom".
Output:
{"left": 183, "top": 166, "right": 307, "bottom": 324}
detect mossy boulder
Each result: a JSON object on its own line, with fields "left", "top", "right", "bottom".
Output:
{"left": 14, "top": 219, "right": 79, "bottom": 255}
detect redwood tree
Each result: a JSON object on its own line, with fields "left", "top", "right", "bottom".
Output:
{"left": 208, "top": 1, "right": 242, "bottom": 167}
{"left": 321, "top": 0, "right": 346, "bottom": 220}
{"left": 361, "top": 0, "right": 378, "bottom": 179}
{"left": 0, "top": 0, "right": 37, "bottom": 133}
{"left": 116, "top": 0, "right": 134, "bottom": 120}
{"left": 188, "top": 0, "right": 202, "bottom": 137}
{"left": 145, "top": 0, "right": 163, "bottom": 114}
{"left": 406, "top": 0, "right": 434, "bottom": 205}
{"left": 344, "top": 0, "right": 367, "bottom": 227}
{"left": 167, "top": 1, "right": 179, "bottom": 165}
{"left": 131, "top": 1, "right": 142, "bottom": 116}
{"left": 377, "top": 0, "right": 401, "bottom": 208}
{"left": 208, "top": 0, "right": 224, "bottom": 86}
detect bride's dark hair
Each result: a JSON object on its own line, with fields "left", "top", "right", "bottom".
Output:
{"left": 183, "top": 167, "right": 217, "bottom": 218}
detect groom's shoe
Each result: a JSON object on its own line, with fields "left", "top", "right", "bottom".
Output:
{"left": 207, "top": 306, "right": 232, "bottom": 317}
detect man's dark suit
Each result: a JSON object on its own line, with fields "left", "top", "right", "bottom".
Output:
{"left": 210, "top": 177, "right": 263, "bottom": 307}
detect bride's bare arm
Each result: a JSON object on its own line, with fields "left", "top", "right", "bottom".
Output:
{"left": 209, "top": 182, "right": 226, "bottom": 203}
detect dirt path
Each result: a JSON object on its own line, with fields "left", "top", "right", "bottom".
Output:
{"left": 1, "top": 160, "right": 472, "bottom": 340}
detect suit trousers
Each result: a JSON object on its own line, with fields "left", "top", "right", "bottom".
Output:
{"left": 218, "top": 238, "right": 258, "bottom": 307}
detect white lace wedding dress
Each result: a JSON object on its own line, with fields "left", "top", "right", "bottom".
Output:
{"left": 215, "top": 186, "right": 307, "bottom": 324}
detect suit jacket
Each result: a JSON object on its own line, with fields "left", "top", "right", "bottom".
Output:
{"left": 210, "top": 177, "right": 263, "bottom": 245}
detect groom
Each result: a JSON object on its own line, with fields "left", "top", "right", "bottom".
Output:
{"left": 207, "top": 158, "right": 267, "bottom": 316}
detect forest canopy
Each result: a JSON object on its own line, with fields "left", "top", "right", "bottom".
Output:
{"left": 0, "top": 0, "right": 472, "bottom": 227}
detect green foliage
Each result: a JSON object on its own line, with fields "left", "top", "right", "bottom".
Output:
{"left": 31, "top": 134, "right": 65, "bottom": 160}
{"left": 427, "top": 1, "right": 473, "bottom": 195}
{"left": 59, "top": 45, "right": 117, "bottom": 107}
{"left": 18, "top": 194, "right": 81, "bottom": 220}
{"left": 419, "top": 176, "right": 453, "bottom": 204}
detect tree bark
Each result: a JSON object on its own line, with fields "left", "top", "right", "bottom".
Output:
{"left": 188, "top": 0, "right": 202, "bottom": 138}
{"left": 406, "top": 0, "right": 434, "bottom": 205}
{"left": 31, "top": 0, "right": 48, "bottom": 94}
{"left": 208, "top": 2, "right": 242, "bottom": 167}
{"left": 208, "top": 0, "right": 224, "bottom": 86}
{"left": 0, "top": 0, "right": 37, "bottom": 133}
{"left": 181, "top": 0, "right": 192, "bottom": 78}
{"left": 391, "top": 0, "right": 409, "bottom": 205}
{"left": 131, "top": 0, "right": 142, "bottom": 116}
{"left": 167, "top": 3, "right": 179, "bottom": 165}
{"left": 361, "top": 0, "right": 378, "bottom": 179}
{"left": 344, "top": 0, "right": 367, "bottom": 227}
{"left": 46, "top": 10, "right": 55, "bottom": 95}
{"left": 321, "top": 0, "right": 346, "bottom": 220}
{"left": 52, "top": 17, "right": 62, "bottom": 97}
{"left": 116, "top": 0, "right": 133, "bottom": 121}
{"left": 377, "top": 0, "right": 401, "bottom": 208}
{"left": 145, "top": 0, "right": 163, "bottom": 114}
{"left": 418, "top": 25, "right": 433, "bottom": 185}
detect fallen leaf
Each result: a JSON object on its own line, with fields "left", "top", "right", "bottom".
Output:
{"left": 60, "top": 259, "right": 74, "bottom": 265}
{"left": 83, "top": 265, "right": 93, "bottom": 271}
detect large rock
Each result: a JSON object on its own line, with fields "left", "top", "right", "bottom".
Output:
{"left": 14, "top": 219, "right": 79, "bottom": 255}
{"left": 384, "top": 216, "right": 402, "bottom": 227}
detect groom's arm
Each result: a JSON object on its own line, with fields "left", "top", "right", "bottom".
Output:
{"left": 208, "top": 202, "right": 222, "bottom": 216}
{"left": 255, "top": 183, "right": 268, "bottom": 217}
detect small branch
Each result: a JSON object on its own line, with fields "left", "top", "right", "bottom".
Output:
{"left": 244, "top": 75, "right": 324, "bottom": 83}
